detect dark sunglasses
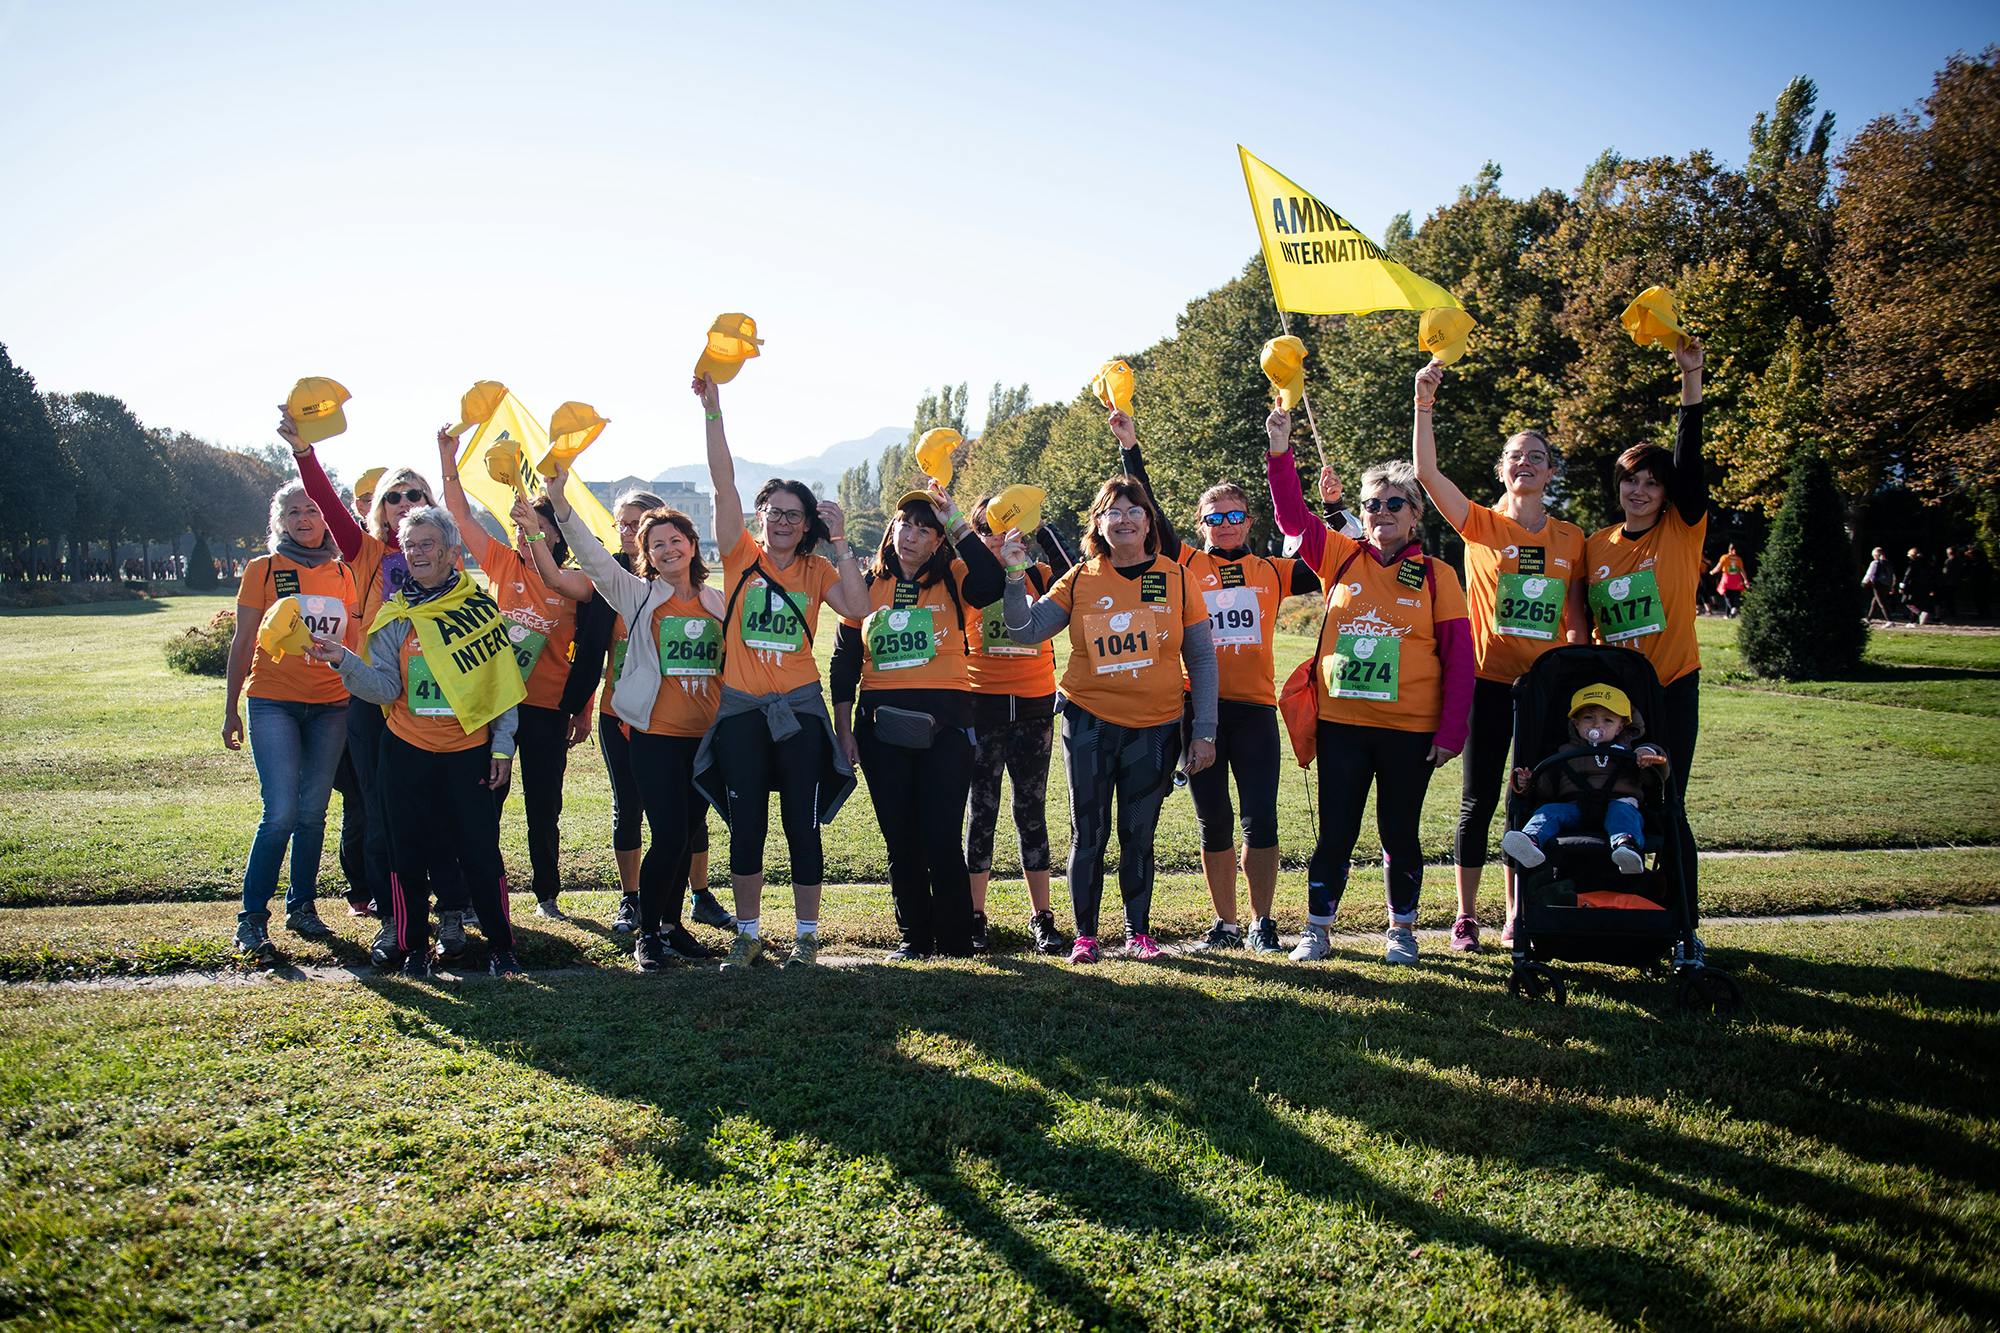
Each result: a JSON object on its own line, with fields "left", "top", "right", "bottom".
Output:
{"left": 1360, "top": 496, "right": 1411, "bottom": 514}
{"left": 381, "top": 489, "right": 428, "bottom": 506}
{"left": 1199, "top": 510, "right": 1249, "bottom": 527}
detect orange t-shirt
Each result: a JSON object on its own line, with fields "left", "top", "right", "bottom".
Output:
{"left": 840, "top": 562, "right": 974, "bottom": 693}
{"left": 468, "top": 527, "right": 579, "bottom": 713}
{"left": 1586, "top": 509, "right": 1707, "bottom": 685}
{"left": 240, "top": 555, "right": 360, "bottom": 705}
{"left": 639, "top": 591, "right": 723, "bottom": 737}
{"left": 967, "top": 563, "right": 1057, "bottom": 698}
{"left": 1311, "top": 534, "right": 1469, "bottom": 733}
{"left": 720, "top": 529, "right": 839, "bottom": 697}
{"left": 1449, "top": 504, "right": 1587, "bottom": 684}
{"left": 1177, "top": 548, "right": 1297, "bottom": 706}
{"left": 1051, "top": 554, "right": 1204, "bottom": 729}
{"left": 386, "top": 630, "right": 489, "bottom": 753}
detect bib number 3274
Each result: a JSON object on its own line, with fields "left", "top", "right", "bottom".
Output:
{"left": 1589, "top": 570, "right": 1666, "bottom": 643}
{"left": 1323, "top": 632, "right": 1401, "bottom": 701}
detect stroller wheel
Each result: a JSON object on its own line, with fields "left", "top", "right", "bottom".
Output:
{"left": 1675, "top": 968, "right": 1742, "bottom": 1016}
{"left": 1508, "top": 961, "right": 1565, "bottom": 1006}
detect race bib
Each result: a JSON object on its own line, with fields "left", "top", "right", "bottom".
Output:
{"left": 406, "top": 653, "right": 455, "bottom": 717}
{"left": 978, "top": 600, "right": 1036, "bottom": 657}
{"left": 740, "top": 583, "right": 806, "bottom": 653}
{"left": 864, "top": 606, "right": 937, "bottom": 671}
{"left": 657, "top": 615, "right": 721, "bottom": 676}
{"left": 1081, "top": 607, "right": 1163, "bottom": 676}
{"left": 291, "top": 594, "right": 348, "bottom": 664}
{"left": 378, "top": 551, "right": 412, "bottom": 603}
{"left": 1496, "top": 573, "right": 1565, "bottom": 641}
{"left": 504, "top": 621, "right": 549, "bottom": 681}
{"left": 1203, "top": 586, "right": 1263, "bottom": 647}
{"left": 609, "top": 637, "right": 628, "bottom": 682}
{"left": 1590, "top": 570, "right": 1666, "bottom": 643}
{"left": 1323, "top": 632, "right": 1401, "bottom": 702}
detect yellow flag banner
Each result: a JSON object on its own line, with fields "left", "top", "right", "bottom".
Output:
{"left": 457, "top": 391, "right": 620, "bottom": 555}
{"left": 1239, "top": 146, "right": 1463, "bottom": 316}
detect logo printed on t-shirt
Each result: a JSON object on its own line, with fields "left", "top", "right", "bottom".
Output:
{"left": 1517, "top": 546, "right": 1546, "bottom": 575}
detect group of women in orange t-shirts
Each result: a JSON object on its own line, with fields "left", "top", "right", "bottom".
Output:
{"left": 222, "top": 337, "right": 1707, "bottom": 975}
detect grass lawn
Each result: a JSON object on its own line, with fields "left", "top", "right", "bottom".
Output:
{"left": 2, "top": 911, "right": 1995, "bottom": 1329}
{"left": 4, "top": 598, "right": 1998, "bottom": 908}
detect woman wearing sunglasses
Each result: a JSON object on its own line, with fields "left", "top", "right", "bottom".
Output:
{"left": 1104, "top": 412, "right": 1325, "bottom": 954}
{"left": 281, "top": 414, "right": 469, "bottom": 968}
{"left": 1409, "top": 362, "right": 1589, "bottom": 952}
{"left": 999, "top": 479, "right": 1219, "bottom": 963}
{"left": 689, "top": 375, "right": 871, "bottom": 970}
{"left": 1267, "top": 417, "right": 1474, "bottom": 966}
{"left": 829, "top": 481, "right": 1006, "bottom": 961}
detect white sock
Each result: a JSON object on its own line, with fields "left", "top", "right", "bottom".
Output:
{"left": 796, "top": 919, "right": 818, "bottom": 937}
{"left": 739, "top": 918, "right": 760, "bottom": 939}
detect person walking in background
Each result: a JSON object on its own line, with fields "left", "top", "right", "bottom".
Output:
{"left": 1901, "top": 548, "right": 1937, "bottom": 625}
{"left": 1711, "top": 544, "right": 1748, "bottom": 617}
{"left": 1863, "top": 547, "right": 1900, "bottom": 624}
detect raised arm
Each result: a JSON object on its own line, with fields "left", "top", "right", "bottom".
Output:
{"left": 1265, "top": 408, "right": 1328, "bottom": 570}
{"left": 1035, "top": 524, "right": 1074, "bottom": 579}
{"left": 434, "top": 426, "right": 486, "bottom": 556}
{"left": 508, "top": 493, "right": 594, "bottom": 603}
{"left": 698, "top": 376, "right": 744, "bottom": 553}
{"left": 999, "top": 531, "right": 1073, "bottom": 643}
{"left": 546, "top": 468, "right": 649, "bottom": 620}
{"left": 1108, "top": 410, "right": 1180, "bottom": 560}
{"left": 1411, "top": 361, "right": 1471, "bottom": 531}
{"left": 279, "top": 412, "right": 364, "bottom": 560}
{"left": 931, "top": 481, "right": 1006, "bottom": 607}
{"left": 1670, "top": 337, "right": 1706, "bottom": 526}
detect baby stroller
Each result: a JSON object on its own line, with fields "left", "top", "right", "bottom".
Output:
{"left": 1503, "top": 646, "right": 1740, "bottom": 1014}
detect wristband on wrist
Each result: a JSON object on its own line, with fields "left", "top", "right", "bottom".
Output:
{"left": 1005, "top": 560, "right": 1030, "bottom": 574}
{"left": 705, "top": 411, "right": 722, "bottom": 421}
{"left": 490, "top": 751, "right": 511, "bottom": 761}
{"left": 524, "top": 532, "right": 545, "bottom": 542}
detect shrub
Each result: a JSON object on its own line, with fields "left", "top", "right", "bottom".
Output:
{"left": 164, "top": 609, "right": 235, "bottom": 676}
{"left": 1276, "top": 592, "right": 1324, "bottom": 638}
{"left": 1738, "top": 449, "right": 1868, "bottom": 678}
{"left": 186, "top": 537, "right": 217, "bottom": 590}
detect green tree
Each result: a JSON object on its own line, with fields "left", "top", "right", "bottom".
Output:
{"left": 984, "top": 382, "right": 1032, "bottom": 432}
{"left": 0, "top": 344, "right": 77, "bottom": 578}
{"left": 1737, "top": 448, "right": 1867, "bottom": 677}
{"left": 47, "top": 392, "right": 177, "bottom": 581}
{"left": 837, "top": 460, "right": 883, "bottom": 553}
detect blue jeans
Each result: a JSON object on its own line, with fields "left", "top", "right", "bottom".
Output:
{"left": 241, "top": 697, "right": 350, "bottom": 921}
{"left": 1522, "top": 798, "right": 1642, "bottom": 850}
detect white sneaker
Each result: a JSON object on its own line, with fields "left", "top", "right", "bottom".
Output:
{"left": 1501, "top": 829, "right": 1546, "bottom": 869}
{"left": 1610, "top": 838, "right": 1645, "bottom": 874}
{"left": 1289, "top": 923, "right": 1332, "bottom": 962}
{"left": 1384, "top": 924, "right": 1418, "bottom": 966}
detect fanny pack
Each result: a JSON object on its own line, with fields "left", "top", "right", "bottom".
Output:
{"left": 870, "top": 703, "right": 938, "bottom": 749}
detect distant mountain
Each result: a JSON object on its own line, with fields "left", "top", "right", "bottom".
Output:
{"left": 779, "top": 426, "right": 905, "bottom": 474}
{"left": 642, "top": 426, "right": 902, "bottom": 497}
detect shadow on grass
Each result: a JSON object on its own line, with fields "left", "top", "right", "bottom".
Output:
{"left": 361, "top": 936, "right": 2000, "bottom": 1329}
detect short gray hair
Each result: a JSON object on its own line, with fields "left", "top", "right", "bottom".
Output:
{"left": 266, "top": 481, "right": 322, "bottom": 553}
{"left": 1358, "top": 459, "right": 1425, "bottom": 519}
{"left": 396, "top": 504, "right": 460, "bottom": 554}
{"left": 613, "top": 488, "right": 667, "bottom": 512}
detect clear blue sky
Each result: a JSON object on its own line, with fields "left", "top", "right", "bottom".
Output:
{"left": 1, "top": 1, "right": 1991, "bottom": 484}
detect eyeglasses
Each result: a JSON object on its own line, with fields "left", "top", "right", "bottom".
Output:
{"left": 615, "top": 519, "right": 644, "bottom": 533}
{"left": 1099, "top": 505, "right": 1149, "bottom": 523}
{"left": 404, "top": 538, "right": 445, "bottom": 557}
{"left": 759, "top": 505, "right": 807, "bottom": 525}
{"left": 381, "top": 489, "right": 428, "bottom": 506}
{"left": 1502, "top": 451, "right": 1551, "bottom": 467}
{"left": 1199, "top": 510, "right": 1248, "bottom": 527}
{"left": 1360, "top": 496, "right": 1412, "bottom": 514}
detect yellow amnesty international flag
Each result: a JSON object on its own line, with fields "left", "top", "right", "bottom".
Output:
{"left": 457, "top": 391, "right": 621, "bottom": 554}
{"left": 1239, "top": 146, "right": 1463, "bottom": 316}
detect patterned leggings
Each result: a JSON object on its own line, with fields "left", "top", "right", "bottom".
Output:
{"left": 964, "top": 713, "right": 1054, "bottom": 875}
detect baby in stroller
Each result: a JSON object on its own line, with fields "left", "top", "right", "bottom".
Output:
{"left": 1502, "top": 684, "right": 1669, "bottom": 875}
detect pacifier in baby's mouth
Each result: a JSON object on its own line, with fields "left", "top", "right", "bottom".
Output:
{"left": 1587, "top": 728, "right": 1603, "bottom": 744}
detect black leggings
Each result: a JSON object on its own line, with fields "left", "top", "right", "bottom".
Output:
{"left": 1060, "top": 701, "right": 1180, "bottom": 939}
{"left": 352, "top": 703, "right": 465, "bottom": 914}
{"left": 1661, "top": 670, "right": 1700, "bottom": 916}
{"left": 380, "top": 732, "right": 515, "bottom": 958}
{"left": 713, "top": 709, "right": 827, "bottom": 885}
{"left": 859, "top": 712, "right": 976, "bottom": 955}
{"left": 498, "top": 703, "right": 569, "bottom": 902}
{"left": 628, "top": 731, "right": 706, "bottom": 933}
{"left": 964, "top": 711, "right": 1054, "bottom": 874}
{"left": 1453, "top": 676, "right": 1516, "bottom": 868}
{"left": 1186, "top": 698, "right": 1281, "bottom": 852}
{"left": 331, "top": 744, "right": 368, "bottom": 899}
{"left": 606, "top": 712, "right": 708, "bottom": 861}
{"left": 1308, "top": 721, "right": 1435, "bottom": 924}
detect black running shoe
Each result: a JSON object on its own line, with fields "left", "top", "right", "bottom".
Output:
{"left": 633, "top": 932, "right": 671, "bottom": 972}
{"left": 487, "top": 949, "right": 524, "bottom": 977}
{"left": 689, "top": 889, "right": 737, "bottom": 930}
{"left": 400, "top": 951, "right": 432, "bottom": 980}
{"left": 885, "top": 941, "right": 928, "bottom": 963}
{"left": 664, "top": 924, "right": 718, "bottom": 960}
{"left": 1029, "top": 910, "right": 1067, "bottom": 956}
{"left": 610, "top": 894, "right": 641, "bottom": 935}
{"left": 969, "top": 911, "right": 990, "bottom": 955}
{"left": 369, "top": 924, "right": 400, "bottom": 970}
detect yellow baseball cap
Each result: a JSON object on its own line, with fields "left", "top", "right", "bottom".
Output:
{"left": 285, "top": 377, "right": 350, "bottom": 446}
{"left": 695, "top": 314, "right": 764, "bottom": 385}
{"left": 1092, "top": 359, "right": 1135, "bottom": 416}
{"left": 1419, "top": 307, "right": 1476, "bottom": 366}
{"left": 451, "top": 380, "right": 509, "bottom": 437}
{"left": 916, "top": 428, "right": 960, "bottom": 486}
{"left": 1620, "top": 286, "right": 1685, "bottom": 351}
{"left": 1570, "top": 684, "right": 1632, "bottom": 719}
{"left": 539, "top": 401, "right": 608, "bottom": 477}
{"left": 484, "top": 437, "right": 527, "bottom": 492}
{"left": 257, "top": 599, "right": 312, "bottom": 662}
{"left": 985, "top": 483, "right": 1045, "bottom": 536}
{"left": 1260, "top": 336, "right": 1307, "bottom": 410}
{"left": 891, "top": 488, "right": 946, "bottom": 520}
{"left": 352, "top": 466, "right": 387, "bottom": 503}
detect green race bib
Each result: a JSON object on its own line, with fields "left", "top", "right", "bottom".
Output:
{"left": 1323, "top": 632, "right": 1401, "bottom": 701}
{"left": 406, "top": 653, "right": 455, "bottom": 717}
{"left": 864, "top": 606, "right": 937, "bottom": 671}
{"left": 740, "top": 583, "right": 806, "bottom": 653}
{"left": 1496, "top": 573, "right": 1565, "bottom": 641}
{"left": 979, "top": 600, "right": 1036, "bottom": 657}
{"left": 504, "top": 621, "right": 549, "bottom": 681}
{"left": 609, "top": 637, "right": 628, "bottom": 681}
{"left": 657, "top": 615, "right": 721, "bottom": 676}
{"left": 1590, "top": 570, "right": 1666, "bottom": 643}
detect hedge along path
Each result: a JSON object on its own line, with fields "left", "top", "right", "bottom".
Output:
{"left": 4, "top": 599, "right": 1999, "bottom": 906}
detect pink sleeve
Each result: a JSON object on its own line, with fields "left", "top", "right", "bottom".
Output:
{"left": 1266, "top": 450, "right": 1326, "bottom": 571}
{"left": 1433, "top": 616, "right": 1475, "bottom": 755}
{"left": 294, "top": 448, "right": 364, "bottom": 561}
